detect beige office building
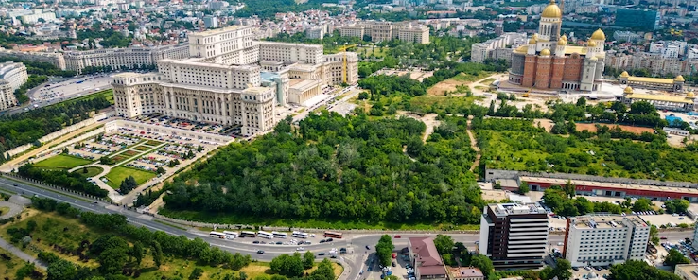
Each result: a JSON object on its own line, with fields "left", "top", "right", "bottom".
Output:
{"left": 64, "top": 44, "right": 190, "bottom": 73}
{"left": 112, "top": 26, "right": 358, "bottom": 136}
{"left": 339, "top": 21, "right": 430, "bottom": 44}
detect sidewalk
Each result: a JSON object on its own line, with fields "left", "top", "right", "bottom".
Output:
{"left": 0, "top": 236, "right": 47, "bottom": 270}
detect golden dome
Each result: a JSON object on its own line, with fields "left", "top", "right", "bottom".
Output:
{"left": 561, "top": 35, "right": 568, "bottom": 41}
{"left": 619, "top": 71, "right": 630, "bottom": 78}
{"left": 687, "top": 91, "right": 695, "bottom": 97}
{"left": 589, "top": 56, "right": 598, "bottom": 61}
{"left": 587, "top": 39, "right": 597, "bottom": 47}
{"left": 623, "top": 86, "right": 634, "bottom": 95}
{"left": 674, "top": 75, "right": 685, "bottom": 82}
{"left": 529, "top": 34, "right": 538, "bottom": 44}
{"left": 557, "top": 37, "right": 567, "bottom": 45}
{"left": 542, "top": 0, "right": 562, "bottom": 18}
{"left": 591, "top": 28, "right": 606, "bottom": 41}
{"left": 540, "top": 49, "right": 551, "bottom": 56}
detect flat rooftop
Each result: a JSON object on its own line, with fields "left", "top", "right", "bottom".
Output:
{"left": 675, "top": 264, "right": 699, "bottom": 280}
{"left": 489, "top": 202, "right": 547, "bottom": 216}
{"left": 191, "top": 25, "right": 249, "bottom": 36}
{"left": 571, "top": 214, "right": 647, "bottom": 230}
{"left": 520, "top": 176, "right": 698, "bottom": 195}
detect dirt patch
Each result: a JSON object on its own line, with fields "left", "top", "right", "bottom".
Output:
{"left": 428, "top": 78, "right": 468, "bottom": 96}
{"left": 533, "top": 118, "right": 555, "bottom": 132}
{"left": 481, "top": 189, "right": 507, "bottom": 202}
{"left": 575, "top": 123, "right": 654, "bottom": 134}
{"left": 397, "top": 112, "right": 440, "bottom": 143}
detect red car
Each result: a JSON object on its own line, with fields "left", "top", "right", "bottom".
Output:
{"left": 394, "top": 235, "right": 401, "bottom": 238}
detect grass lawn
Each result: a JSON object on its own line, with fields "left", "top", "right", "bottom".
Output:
{"left": 0, "top": 206, "right": 9, "bottom": 216}
{"left": 357, "top": 45, "right": 388, "bottom": 58}
{"left": 104, "top": 166, "right": 156, "bottom": 189}
{"left": 159, "top": 209, "right": 479, "bottom": 231}
{"left": 0, "top": 247, "right": 27, "bottom": 278}
{"left": 33, "top": 154, "right": 92, "bottom": 169}
{"left": 122, "top": 150, "right": 141, "bottom": 156}
{"left": 0, "top": 209, "right": 102, "bottom": 267}
{"left": 72, "top": 166, "right": 104, "bottom": 178}
{"left": 145, "top": 140, "right": 163, "bottom": 147}
{"left": 134, "top": 146, "right": 151, "bottom": 151}
{"left": 110, "top": 154, "right": 130, "bottom": 164}
{"left": 450, "top": 72, "right": 492, "bottom": 82}
{"left": 479, "top": 78, "right": 496, "bottom": 85}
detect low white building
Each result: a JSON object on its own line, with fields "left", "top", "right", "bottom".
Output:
{"left": 565, "top": 214, "right": 651, "bottom": 268}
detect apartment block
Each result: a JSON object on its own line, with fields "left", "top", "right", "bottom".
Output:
{"left": 471, "top": 32, "right": 527, "bottom": 63}
{"left": 338, "top": 21, "right": 430, "bottom": 44}
{"left": 0, "top": 62, "right": 27, "bottom": 111}
{"left": 565, "top": 214, "right": 650, "bottom": 268}
{"left": 0, "top": 48, "right": 65, "bottom": 70}
{"left": 478, "top": 203, "right": 549, "bottom": 270}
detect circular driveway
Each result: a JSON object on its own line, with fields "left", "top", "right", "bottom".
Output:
{"left": 0, "top": 201, "right": 23, "bottom": 219}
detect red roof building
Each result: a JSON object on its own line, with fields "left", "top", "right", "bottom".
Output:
{"left": 408, "top": 237, "right": 447, "bottom": 280}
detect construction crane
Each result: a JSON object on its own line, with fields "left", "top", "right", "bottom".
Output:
{"left": 338, "top": 44, "right": 356, "bottom": 84}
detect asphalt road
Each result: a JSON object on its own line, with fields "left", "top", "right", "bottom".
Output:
{"left": 0, "top": 176, "right": 693, "bottom": 280}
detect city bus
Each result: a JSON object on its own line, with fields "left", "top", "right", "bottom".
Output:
{"left": 240, "top": 231, "right": 256, "bottom": 237}
{"left": 223, "top": 231, "right": 238, "bottom": 239}
{"left": 292, "top": 231, "right": 308, "bottom": 238}
{"left": 323, "top": 231, "right": 343, "bottom": 238}
{"left": 209, "top": 232, "right": 226, "bottom": 239}
{"left": 257, "top": 231, "right": 273, "bottom": 239}
{"left": 271, "top": 231, "right": 287, "bottom": 238}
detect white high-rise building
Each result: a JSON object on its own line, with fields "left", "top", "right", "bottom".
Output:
{"left": 565, "top": 214, "right": 651, "bottom": 268}
{"left": 0, "top": 62, "right": 27, "bottom": 111}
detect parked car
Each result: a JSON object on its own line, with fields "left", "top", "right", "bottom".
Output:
{"left": 366, "top": 245, "right": 371, "bottom": 250}
{"left": 394, "top": 235, "right": 401, "bottom": 238}
{"left": 252, "top": 241, "right": 260, "bottom": 244}
{"left": 257, "top": 250, "right": 265, "bottom": 254}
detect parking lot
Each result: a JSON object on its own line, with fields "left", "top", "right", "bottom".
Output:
{"left": 31, "top": 74, "right": 113, "bottom": 103}
{"left": 361, "top": 247, "right": 412, "bottom": 280}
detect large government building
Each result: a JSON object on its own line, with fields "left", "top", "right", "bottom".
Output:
{"left": 509, "top": 0, "right": 606, "bottom": 92}
{"left": 112, "top": 26, "right": 358, "bottom": 136}
{"left": 0, "top": 62, "right": 27, "bottom": 111}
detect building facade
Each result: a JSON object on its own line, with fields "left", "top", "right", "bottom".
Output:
{"left": 618, "top": 71, "right": 685, "bottom": 92}
{"left": 64, "top": 44, "right": 190, "bottom": 73}
{"left": 112, "top": 26, "right": 358, "bottom": 136}
{"left": 615, "top": 9, "right": 659, "bottom": 31}
{"left": 446, "top": 267, "right": 484, "bottom": 280}
{"left": 565, "top": 214, "right": 651, "bottom": 267}
{"left": 619, "top": 86, "right": 696, "bottom": 113}
{"left": 509, "top": 0, "right": 605, "bottom": 92}
{"left": 0, "top": 48, "right": 65, "bottom": 70}
{"left": 471, "top": 32, "right": 527, "bottom": 63}
{"left": 0, "top": 62, "right": 27, "bottom": 111}
{"left": 478, "top": 203, "right": 549, "bottom": 270}
{"left": 675, "top": 264, "right": 698, "bottom": 280}
{"left": 338, "top": 21, "right": 430, "bottom": 44}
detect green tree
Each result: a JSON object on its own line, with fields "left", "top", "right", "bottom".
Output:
{"left": 632, "top": 198, "right": 653, "bottom": 212}
{"left": 664, "top": 249, "right": 690, "bottom": 267}
{"left": 468, "top": 254, "right": 494, "bottom": 275}
{"left": 375, "top": 235, "right": 394, "bottom": 267}
{"left": 132, "top": 241, "right": 144, "bottom": 266}
{"left": 47, "top": 259, "right": 77, "bottom": 280}
{"left": 189, "top": 268, "right": 204, "bottom": 280}
{"left": 119, "top": 176, "right": 138, "bottom": 194}
{"left": 152, "top": 241, "right": 164, "bottom": 268}
{"left": 303, "top": 251, "right": 314, "bottom": 270}
{"left": 433, "top": 235, "right": 455, "bottom": 255}
{"left": 650, "top": 224, "right": 660, "bottom": 245}
{"left": 552, "top": 258, "right": 572, "bottom": 280}
{"left": 240, "top": 271, "right": 248, "bottom": 280}
{"left": 664, "top": 199, "right": 690, "bottom": 214}
{"left": 576, "top": 97, "right": 586, "bottom": 107}
{"left": 609, "top": 260, "right": 682, "bottom": 280}
{"left": 310, "top": 258, "right": 336, "bottom": 280}
{"left": 518, "top": 182, "right": 530, "bottom": 195}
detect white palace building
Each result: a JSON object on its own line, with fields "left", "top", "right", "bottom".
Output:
{"left": 112, "top": 26, "right": 358, "bottom": 136}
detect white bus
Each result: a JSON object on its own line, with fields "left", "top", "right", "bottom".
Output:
{"left": 209, "top": 231, "right": 226, "bottom": 239}
{"left": 240, "top": 231, "right": 256, "bottom": 237}
{"left": 292, "top": 231, "right": 308, "bottom": 238}
{"left": 223, "top": 231, "right": 238, "bottom": 239}
{"left": 257, "top": 231, "right": 273, "bottom": 239}
{"left": 271, "top": 231, "right": 287, "bottom": 238}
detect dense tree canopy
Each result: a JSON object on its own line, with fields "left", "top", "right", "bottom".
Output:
{"left": 0, "top": 94, "right": 112, "bottom": 164}
{"left": 163, "top": 112, "right": 482, "bottom": 225}
{"left": 609, "top": 260, "right": 682, "bottom": 280}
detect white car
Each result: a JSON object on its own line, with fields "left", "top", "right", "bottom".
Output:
{"left": 296, "top": 247, "right": 305, "bottom": 251}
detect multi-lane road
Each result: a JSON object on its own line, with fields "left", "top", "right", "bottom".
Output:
{"left": 0, "top": 176, "right": 693, "bottom": 279}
